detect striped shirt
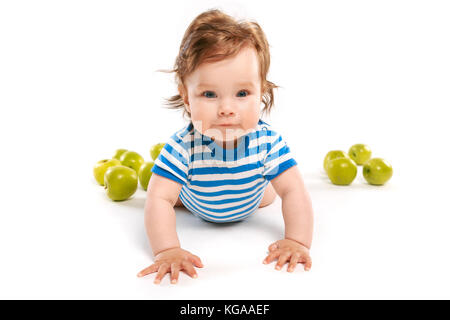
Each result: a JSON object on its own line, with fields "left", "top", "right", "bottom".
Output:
{"left": 151, "top": 119, "right": 297, "bottom": 223}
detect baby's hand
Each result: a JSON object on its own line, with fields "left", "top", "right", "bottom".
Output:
{"left": 137, "top": 247, "right": 204, "bottom": 284}
{"left": 263, "top": 239, "right": 312, "bottom": 272}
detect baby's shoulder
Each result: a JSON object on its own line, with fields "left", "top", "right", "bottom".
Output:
{"left": 164, "top": 122, "right": 195, "bottom": 156}
{"left": 257, "top": 119, "right": 270, "bottom": 131}
{"left": 171, "top": 122, "right": 194, "bottom": 142}
{"left": 255, "top": 119, "right": 280, "bottom": 140}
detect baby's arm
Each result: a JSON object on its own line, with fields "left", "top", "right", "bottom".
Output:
{"left": 144, "top": 173, "right": 181, "bottom": 254}
{"left": 264, "top": 166, "right": 314, "bottom": 272}
{"left": 137, "top": 173, "right": 203, "bottom": 284}
{"left": 271, "top": 166, "right": 313, "bottom": 248}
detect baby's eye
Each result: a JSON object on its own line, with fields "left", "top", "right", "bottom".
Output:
{"left": 202, "top": 91, "right": 217, "bottom": 98}
{"left": 237, "top": 90, "right": 249, "bottom": 97}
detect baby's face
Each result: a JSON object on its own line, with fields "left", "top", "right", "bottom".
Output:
{"left": 181, "top": 45, "right": 262, "bottom": 146}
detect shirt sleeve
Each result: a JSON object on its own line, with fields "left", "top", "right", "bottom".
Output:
{"left": 262, "top": 132, "right": 297, "bottom": 181}
{"left": 151, "top": 133, "right": 190, "bottom": 186}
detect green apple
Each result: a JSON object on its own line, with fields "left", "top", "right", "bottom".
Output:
{"left": 104, "top": 165, "right": 138, "bottom": 201}
{"left": 348, "top": 144, "right": 372, "bottom": 165}
{"left": 326, "top": 157, "right": 357, "bottom": 185}
{"left": 323, "top": 150, "right": 350, "bottom": 172}
{"left": 138, "top": 161, "right": 154, "bottom": 191}
{"left": 150, "top": 143, "right": 165, "bottom": 160}
{"left": 93, "top": 158, "right": 121, "bottom": 186}
{"left": 119, "top": 151, "right": 144, "bottom": 173}
{"left": 112, "top": 149, "right": 128, "bottom": 161}
{"left": 363, "top": 158, "right": 393, "bottom": 185}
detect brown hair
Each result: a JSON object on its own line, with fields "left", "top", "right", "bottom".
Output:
{"left": 158, "top": 9, "right": 279, "bottom": 120}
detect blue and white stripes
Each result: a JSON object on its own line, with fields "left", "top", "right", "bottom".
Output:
{"left": 151, "top": 119, "right": 297, "bottom": 223}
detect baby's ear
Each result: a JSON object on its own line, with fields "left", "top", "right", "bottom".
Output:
{"left": 178, "top": 84, "right": 191, "bottom": 112}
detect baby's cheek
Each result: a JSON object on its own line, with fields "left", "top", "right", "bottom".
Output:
{"left": 191, "top": 105, "right": 214, "bottom": 127}
{"left": 241, "top": 105, "right": 260, "bottom": 128}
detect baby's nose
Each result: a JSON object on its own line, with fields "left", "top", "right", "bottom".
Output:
{"left": 218, "top": 104, "right": 236, "bottom": 116}
{"left": 219, "top": 109, "right": 235, "bottom": 116}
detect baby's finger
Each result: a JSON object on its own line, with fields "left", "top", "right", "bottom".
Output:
{"left": 287, "top": 253, "right": 300, "bottom": 272}
{"left": 181, "top": 261, "right": 198, "bottom": 279}
{"left": 275, "top": 252, "right": 291, "bottom": 270}
{"left": 300, "top": 253, "right": 312, "bottom": 271}
{"left": 170, "top": 262, "right": 180, "bottom": 284}
{"left": 268, "top": 242, "right": 278, "bottom": 252}
{"left": 189, "top": 254, "right": 204, "bottom": 268}
{"left": 137, "top": 263, "right": 159, "bottom": 277}
{"left": 154, "top": 263, "right": 170, "bottom": 284}
{"left": 263, "top": 250, "right": 280, "bottom": 264}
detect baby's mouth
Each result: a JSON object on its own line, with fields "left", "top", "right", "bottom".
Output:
{"left": 217, "top": 123, "right": 237, "bottom": 126}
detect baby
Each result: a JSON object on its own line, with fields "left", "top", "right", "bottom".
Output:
{"left": 137, "top": 9, "right": 314, "bottom": 284}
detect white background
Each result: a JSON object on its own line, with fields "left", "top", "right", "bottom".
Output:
{"left": 1, "top": 0, "right": 449, "bottom": 299}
